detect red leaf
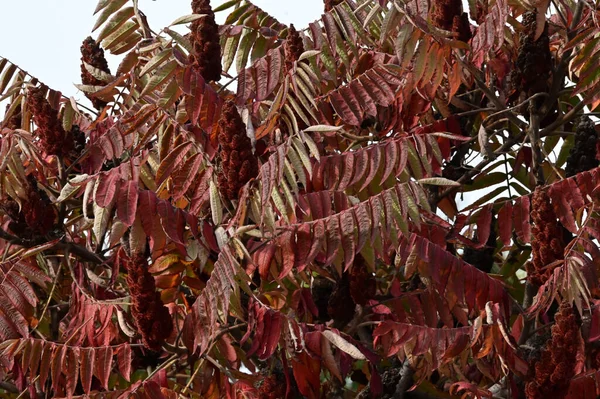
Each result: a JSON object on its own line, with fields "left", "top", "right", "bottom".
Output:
{"left": 117, "top": 344, "right": 132, "bottom": 382}
{"left": 172, "top": 152, "right": 204, "bottom": 201}
{"left": 254, "top": 243, "right": 276, "bottom": 280}
{"left": 258, "top": 311, "right": 282, "bottom": 360}
{"left": 278, "top": 231, "right": 296, "bottom": 279}
{"left": 117, "top": 180, "right": 139, "bottom": 227}
{"left": 292, "top": 351, "right": 321, "bottom": 399}
{"left": 94, "top": 346, "right": 113, "bottom": 390}
{"left": 80, "top": 347, "right": 95, "bottom": 394}
{"left": 94, "top": 171, "right": 119, "bottom": 207}
{"left": 64, "top": 347, "right": 79, "bottom": 397}
{"left": 38, "top": 343, "right": 53, "bottom": 390}
{"left": 155, "top": 141, "right": 193, "bottom": 188}
{"left": 476, "top": 204, "right": 493, "bottom": 247}
{"left": 158, "top": 201, "right": 185, "bottom": 245}
{"left": 329, "top": 90, "right": 360, "bottom": 126}
{"left": 51, "top": 345, "right": 66, "bottom": 393}
{"left": 513, "top": 197, "right": 531, "bottom": 243}
{"left": 497, "top": 202, "right": 513, "bottom": 246}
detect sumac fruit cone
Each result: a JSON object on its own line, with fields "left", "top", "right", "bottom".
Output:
{"left": 430, "top": 0, "right": 472, "bottom": 42}
{"left": 348, "top": 255, "right": 376, "bottom": 305}
{"left": 525, "top": 303, "right": 580, "bottom": 399}
{"left": 565, "top": 116, "right": 599, "bottom": 178}
{"left": 190, "top": 0, "right": 222, "bottom": 82}
{"left": 327, "top": 274, "right": 356, "bottom": 328}
{"left": 80, "top": 37, "right": 111, "bottom": 110}
{"left": 284, "top": 24, "right": 304, "bottom": 74}
{"left": 124, "top": 253, "right": 173, "bottom": 350}
{"left": 1, "top": 175, "right": 56, "bottom": 238}
{"left": 217, "top": 101, "right": 258, "bottom": 201}
{"left": 324, "top": 0, "right": 343, "bottom": 12}
{"left": 527, "top": 188, "right": 564, "bottom": 286}
{"left": 27, "top": 86, "right": 75, "bottom": 158}
{"left": 509, "top": 11, "right": 552, "bottom": 107}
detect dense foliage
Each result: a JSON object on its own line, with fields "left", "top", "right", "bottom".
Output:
{"left": 1, "top": 0, "right": 600, "bottom": 398}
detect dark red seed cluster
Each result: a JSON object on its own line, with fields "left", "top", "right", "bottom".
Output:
{"left": 327, "top": 274, "right": 356, "bottom": 328}
{"left": 565, "top": 116, "right": 599, "bottom": 178}
{"left": 80, "top": 37, "right": 111, "bottom": 110}
{"left": 217, "top": 101, "right": 259, "bottom": 200}
{"left": 509, "top": 11, "right": 552, "bottom": 107}
{"left": 312, "top": 276, "right": 334, "bottom": 323}
{"left": 1, "top": 176, "right": 56, "bottom": 239}
{"left": 525, "top": 303, "right": 579, "bottom": 399}
{"left": 462, "top": 216, "right": 497, "bottom": 273}
{"left": 27, "top": 86, "right": 75, "bottom": 158}
{"left": 283, "top": 24, "right": 305, "bottom": 74}
{"left": 527, "top": 188, "right": 564, "bottom": 286}
{"left": 348, "top": 255, "right": 376, "bottom": 305}
{"left": 190, "top": 0, "right": 222, "bottom": 82}
{"left": 324, "top": 0, "right": 343, "bottom": 12}
{"left": 125, "top": 254, "right": 173, "bottom": 351}
{"left": 257, "top": 372, "right": 286, "bottom": 399}
{"left": 3, "top": 103, "right": 22, "bottom": 130}
{"left": 430, "top": 0, "right": 472, "bottom": 42}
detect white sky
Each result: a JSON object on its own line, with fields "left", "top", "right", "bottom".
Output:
{"left": 0, "top": 0, "right": 323, "bottom": 101}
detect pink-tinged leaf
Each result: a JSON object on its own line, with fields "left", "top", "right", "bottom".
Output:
{"left": 278, "top": 231, "right": 296, "bottom": 279}
{"left": 155, "top": 141, "right": 193, "bottom": 188}
{"left": 360, "top": 73, "right": 392, "bottom": 107}
{"left": 354, "top": 202, "right": 371, "bottom": 254}
{"left": 497, "top": 202, "right": 512, "bottom": 246}
{"left": 381, "top": 141, "right": 398, "bottom": 183}
{"left": 513, "top": 197, "right": 531, "bottom": 243}
{"left": 292, "top": 351, "right": 321, "bottom": 399}
{"left": 64, "top": 347, "right": 79, "bottom": 397}
{"left": 294, "top": 224, "right": 312, "bottom": 271}
{"left": 350, "top": 149, "right": 369, "bottom": 187}
{"left": 338, "top": 153, "right": 354, "bottom": 191}
{"left": 94, "top": 171, "right": 119, "bottom": 207}
{"left": 138, "top": 190, "right": 157, "bottom": 237}
{"left": 247, "top": 307, "right": 267, "bottom": 357}
{"left": 117, "top": 344, "right": 132, "bottom": 381}
{"left": 39, "top": 343, "right": 53, "bottom": 389}
{"left": 80, "top": 347, "right": 95, "bottom": 394}
{"left": 325, "top": 216, "right": 341, "bottom": 265}
{"left": 321, "top": 12, "right": 338, "bottom": 57}
{"left": 340, "top": 210, "right": 356, "bottom": 271}
{"left": 172, "top": 152, "right": 204, "bottom": 201}
{"left": 117, "top": 180, "right": 139, "bottom": 227}
{"left": 51, "top": 345, "right": 66, "bottom": 393}
{"left": 255, "top": 243, "right": 276, "bottom": 280}
{"left": 267, "top": 49, "right": 283, "bottom": 96}
{"left": 477, "top": 205, "right": 493, "bottom": 247}
{"left": 365, "top": 68, "right": 395, "bottom": 105}
{"left": 321, "top": 336, "right": 342, "bottom": 382}
{"left": 158, "top": 201, "right": 185, "bottom": 245}
{"left": 361, "top": 146, "right": 381, "bottom": 192}
{"left": 306, "top": 220, "right": 325, "bottom": 265}
{"left": 351, "top": 81, "right": 377, "bottom": 117}
{"left": 236, "top": 67, "right": 256, "bottom": 104}
{"left": 95, "top": 346, "right": 113, "bottom": 390}
{"left": 189, "top": 167, "right": 213, "bottom": 215}
{"left": 183, "top": 67, "right": 206, "bottom": 125}
{"left": 259, "top": 311, "right": 282, "bottom": 360}
{"left": 27, "top": 339, "right": 43, "bottom": 377}
{"left": 329, "top": 90, "right": 360, "bottom": 126}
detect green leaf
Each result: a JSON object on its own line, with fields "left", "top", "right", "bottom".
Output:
{"left": 170, "top": 14, "right": 207, "bottom": 26}
{"left": 418, "top": 177, "right": 460, "bottom": 187}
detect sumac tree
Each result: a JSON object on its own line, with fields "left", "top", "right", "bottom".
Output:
{"left": 1, "top": 0, "right": 600, "bottom": 398}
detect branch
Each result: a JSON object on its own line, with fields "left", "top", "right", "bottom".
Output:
{"left": 0, "top": 227, "right": 105, "bottom": 264}
{"left": 394, "top": 360, "right": 415, "bottom": 398}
